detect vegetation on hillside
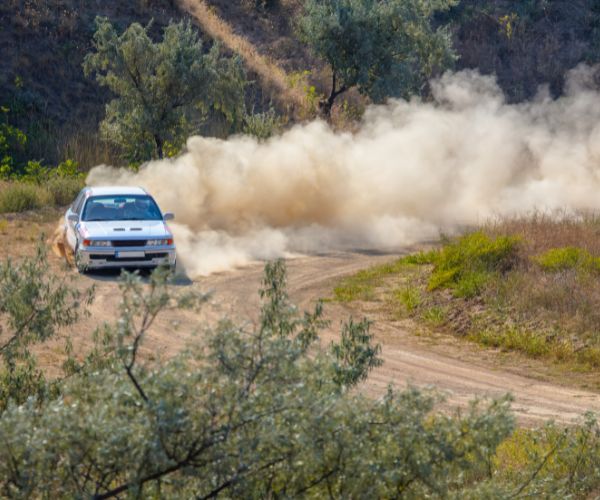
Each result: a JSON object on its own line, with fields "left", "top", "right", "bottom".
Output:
{"left": 0, "top": 0, "right": 186, "bottom": 167}
{"left": 0, "top": 255, "right": 599, "bottom": 497}
{"left": 4, "top": 0, "right": 600, "bottom": 168}
{"left": 298, "top": 0, "right": 456, "bottom": 114}
{"left": 334, "top": 214, "right": 600, "bottom": 373}
{"left": 84, "top": 18, "right": 247, "bottom": 162}
{"left": 0, "top": 112, "right": 84, "bottom": 213}
{"left": 442, "top": 0, "right": 600, "bottom": 102}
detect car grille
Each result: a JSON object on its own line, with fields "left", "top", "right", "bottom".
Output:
{"left": 111, "top": 240, "right": 147, "bottom": 247}
{"left": 90, "top": 253, "right": 168, "bottom": 262}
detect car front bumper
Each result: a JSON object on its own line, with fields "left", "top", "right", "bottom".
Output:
{"left": 77, "top": 245, "right": 177, "bottom": 270}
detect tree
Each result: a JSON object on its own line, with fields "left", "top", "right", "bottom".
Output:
{"left": 84, "top": 18, "right": 247, "bottom": 162}
{"left": 0, "top": 260, "right": 523, "bottom": 498}
{"left": 0, "top": 106, "right": 26, "bottom": 178}
{"left": 1, "top": 258, "right": 600, "bottom": 497}
{"left": 298, "top": 0, "right": 457, "bottom": 115}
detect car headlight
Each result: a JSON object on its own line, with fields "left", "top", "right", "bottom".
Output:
{"left": 147, "top": 238, "right": 173, "bottom": 246}
{"left": 82, "top": 239, "right": 112, "bottom": 247}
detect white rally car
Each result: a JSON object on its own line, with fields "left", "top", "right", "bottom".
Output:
{"left": 63, "top": 186, "right": 177, "bottom": 273}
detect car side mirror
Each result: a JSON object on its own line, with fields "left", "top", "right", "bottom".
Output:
{"left": 68, "top": 213, "right": 79, "bottom": 223}
{"left": 163, "top": 212, "right": 175, "bottom": 221}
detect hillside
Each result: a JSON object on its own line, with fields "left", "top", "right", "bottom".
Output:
{"left": 2, "top": 0, "right": 600, "bottom": 167}
{"left": 0, "top": 0, "right": 193, "bottom": 165}
{"left": 446, "top": 0, "right": 600, "bottom": 102}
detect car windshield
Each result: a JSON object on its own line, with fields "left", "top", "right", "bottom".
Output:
{"left": 81, "top": 195, "right": 163, "bottom": 222}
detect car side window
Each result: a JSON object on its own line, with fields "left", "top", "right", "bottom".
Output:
{"left": 72, "top": 192, "right": 86, "bottom": 215}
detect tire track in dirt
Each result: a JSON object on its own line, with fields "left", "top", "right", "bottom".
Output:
{"left": 184, "top": 251, "right": 600, "bottom": 425}
{"left": 46, "top": 243, "right": 600, "bottom": 426}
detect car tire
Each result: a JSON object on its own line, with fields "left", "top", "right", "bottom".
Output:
{"left": 74, "top": 243, "right": 87, "bottom": 274}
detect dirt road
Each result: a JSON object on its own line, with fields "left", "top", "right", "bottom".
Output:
{"left": 199, "top": 252, "right": 600, "bottom": 425}
{"left": 55, "top": 248, "right": 599, "bottom": 427}
{"left": 2, "top": 212, "right": 593, "bottom": 427}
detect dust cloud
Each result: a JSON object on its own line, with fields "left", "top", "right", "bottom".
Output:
{"left": 87, "top": 67, "right": 600, "bottom": 276}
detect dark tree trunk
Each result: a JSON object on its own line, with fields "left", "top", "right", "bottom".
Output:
{"left": 320, "top": 72, "right": 348, "bottom": 117}
{"left": 154, "top": 134, "right": 164, "bottom": 159}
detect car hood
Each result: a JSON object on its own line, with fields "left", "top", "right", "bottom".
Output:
{"left": 79, "top": 220, "right": 172, "bottom": 239}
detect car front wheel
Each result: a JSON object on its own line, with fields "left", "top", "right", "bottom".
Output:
{"left": 74, "top": 243, "right": 87, "bottom": 274}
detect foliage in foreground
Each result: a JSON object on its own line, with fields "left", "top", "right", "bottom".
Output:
{"left": 1, "top": 253, "right": 600, "bottom": 497}
{"left": 0, "top": 242, "right": 93, "bottom": 412}
{"left": 0, "top": 256, "right": 515, "bottom": 497}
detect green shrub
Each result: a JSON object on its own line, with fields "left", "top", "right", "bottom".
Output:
{"left": 427, "top": 231, "right": 520, "bottom": 297}
{"left": 471, "top": 329, "right": 550, "bottom": 358}
{"left": 54, "top": 159, "right": 84, "bottom": 180}
{"left": 534, "top": 247, "right": 600, "bottom": 273}
{"left": 394, "top": 286, "right": 422, "bottom": 312}
{"left": 453, "top": 270, "right": 491, "bottom": 298}
{"left": 494, "top": 415, "right": 600, "bottom": 497}
{"left": 421, "top": 306, "right": 447, "bottom": 325}
{"left": 243, "top": 108, "right": 284, "bottom": 140}
{"left": 0, "top": 182, "right": 48, "bottom": 213}
{"left": 401, "top": 250, "right": 437, "bottom": 265}
{"left": 20, "top": 159, "right": 49, "bottom": 184}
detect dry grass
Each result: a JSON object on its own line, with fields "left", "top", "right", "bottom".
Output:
{"left": 334, "top": 213, "right": 600, "bottom": 372}
{"left": 56, "top": 126, "right": 120, "bottom": 170}
{"left": 481, "top": 214, "right": 600, "bottom": 365}
{"left": 485, "top": 212, "right": 600, "bottom": 258}
{"left": 0, "top": 179, "right": 83, "bottom": 214}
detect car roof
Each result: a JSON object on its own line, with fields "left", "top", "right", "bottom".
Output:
{"left": 85, "top": 186, "right": 148, "bottom": 197}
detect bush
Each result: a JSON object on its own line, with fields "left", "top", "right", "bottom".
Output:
{"left": 243, "top": 108, "right": 284, "bottom": 139}
{"left": 427, "top": 231, "right": 520, "bottom": 297}
{"left": 0, "top": 261, "right": 521, "bottom": 498}
{"left": 0, "top": 182, "right": 48, "bottom": 213}
{"left": 0, "top": 176, "right": 84, "bottom": 214}
{"left": 0, "top": 156, "right": 84, "bottom": 213}
{"left": 0, "top": 242, "right": 93, "bottom": 412}
{"left": 534, "top": 247, "right": 600, "bottom": 273}
{"left": 493, "top": 415, "right": 600, "bottom": 497}
{"left": 45, "top": 176, "right": 84, "bottom": 206}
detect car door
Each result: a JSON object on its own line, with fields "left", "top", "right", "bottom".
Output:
{"left": 65, "top": 190, "right": 86, "bottom": 250}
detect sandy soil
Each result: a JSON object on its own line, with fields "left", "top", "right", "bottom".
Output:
{"left": 3, "top": 211, "right": 600, "bottom": 426}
